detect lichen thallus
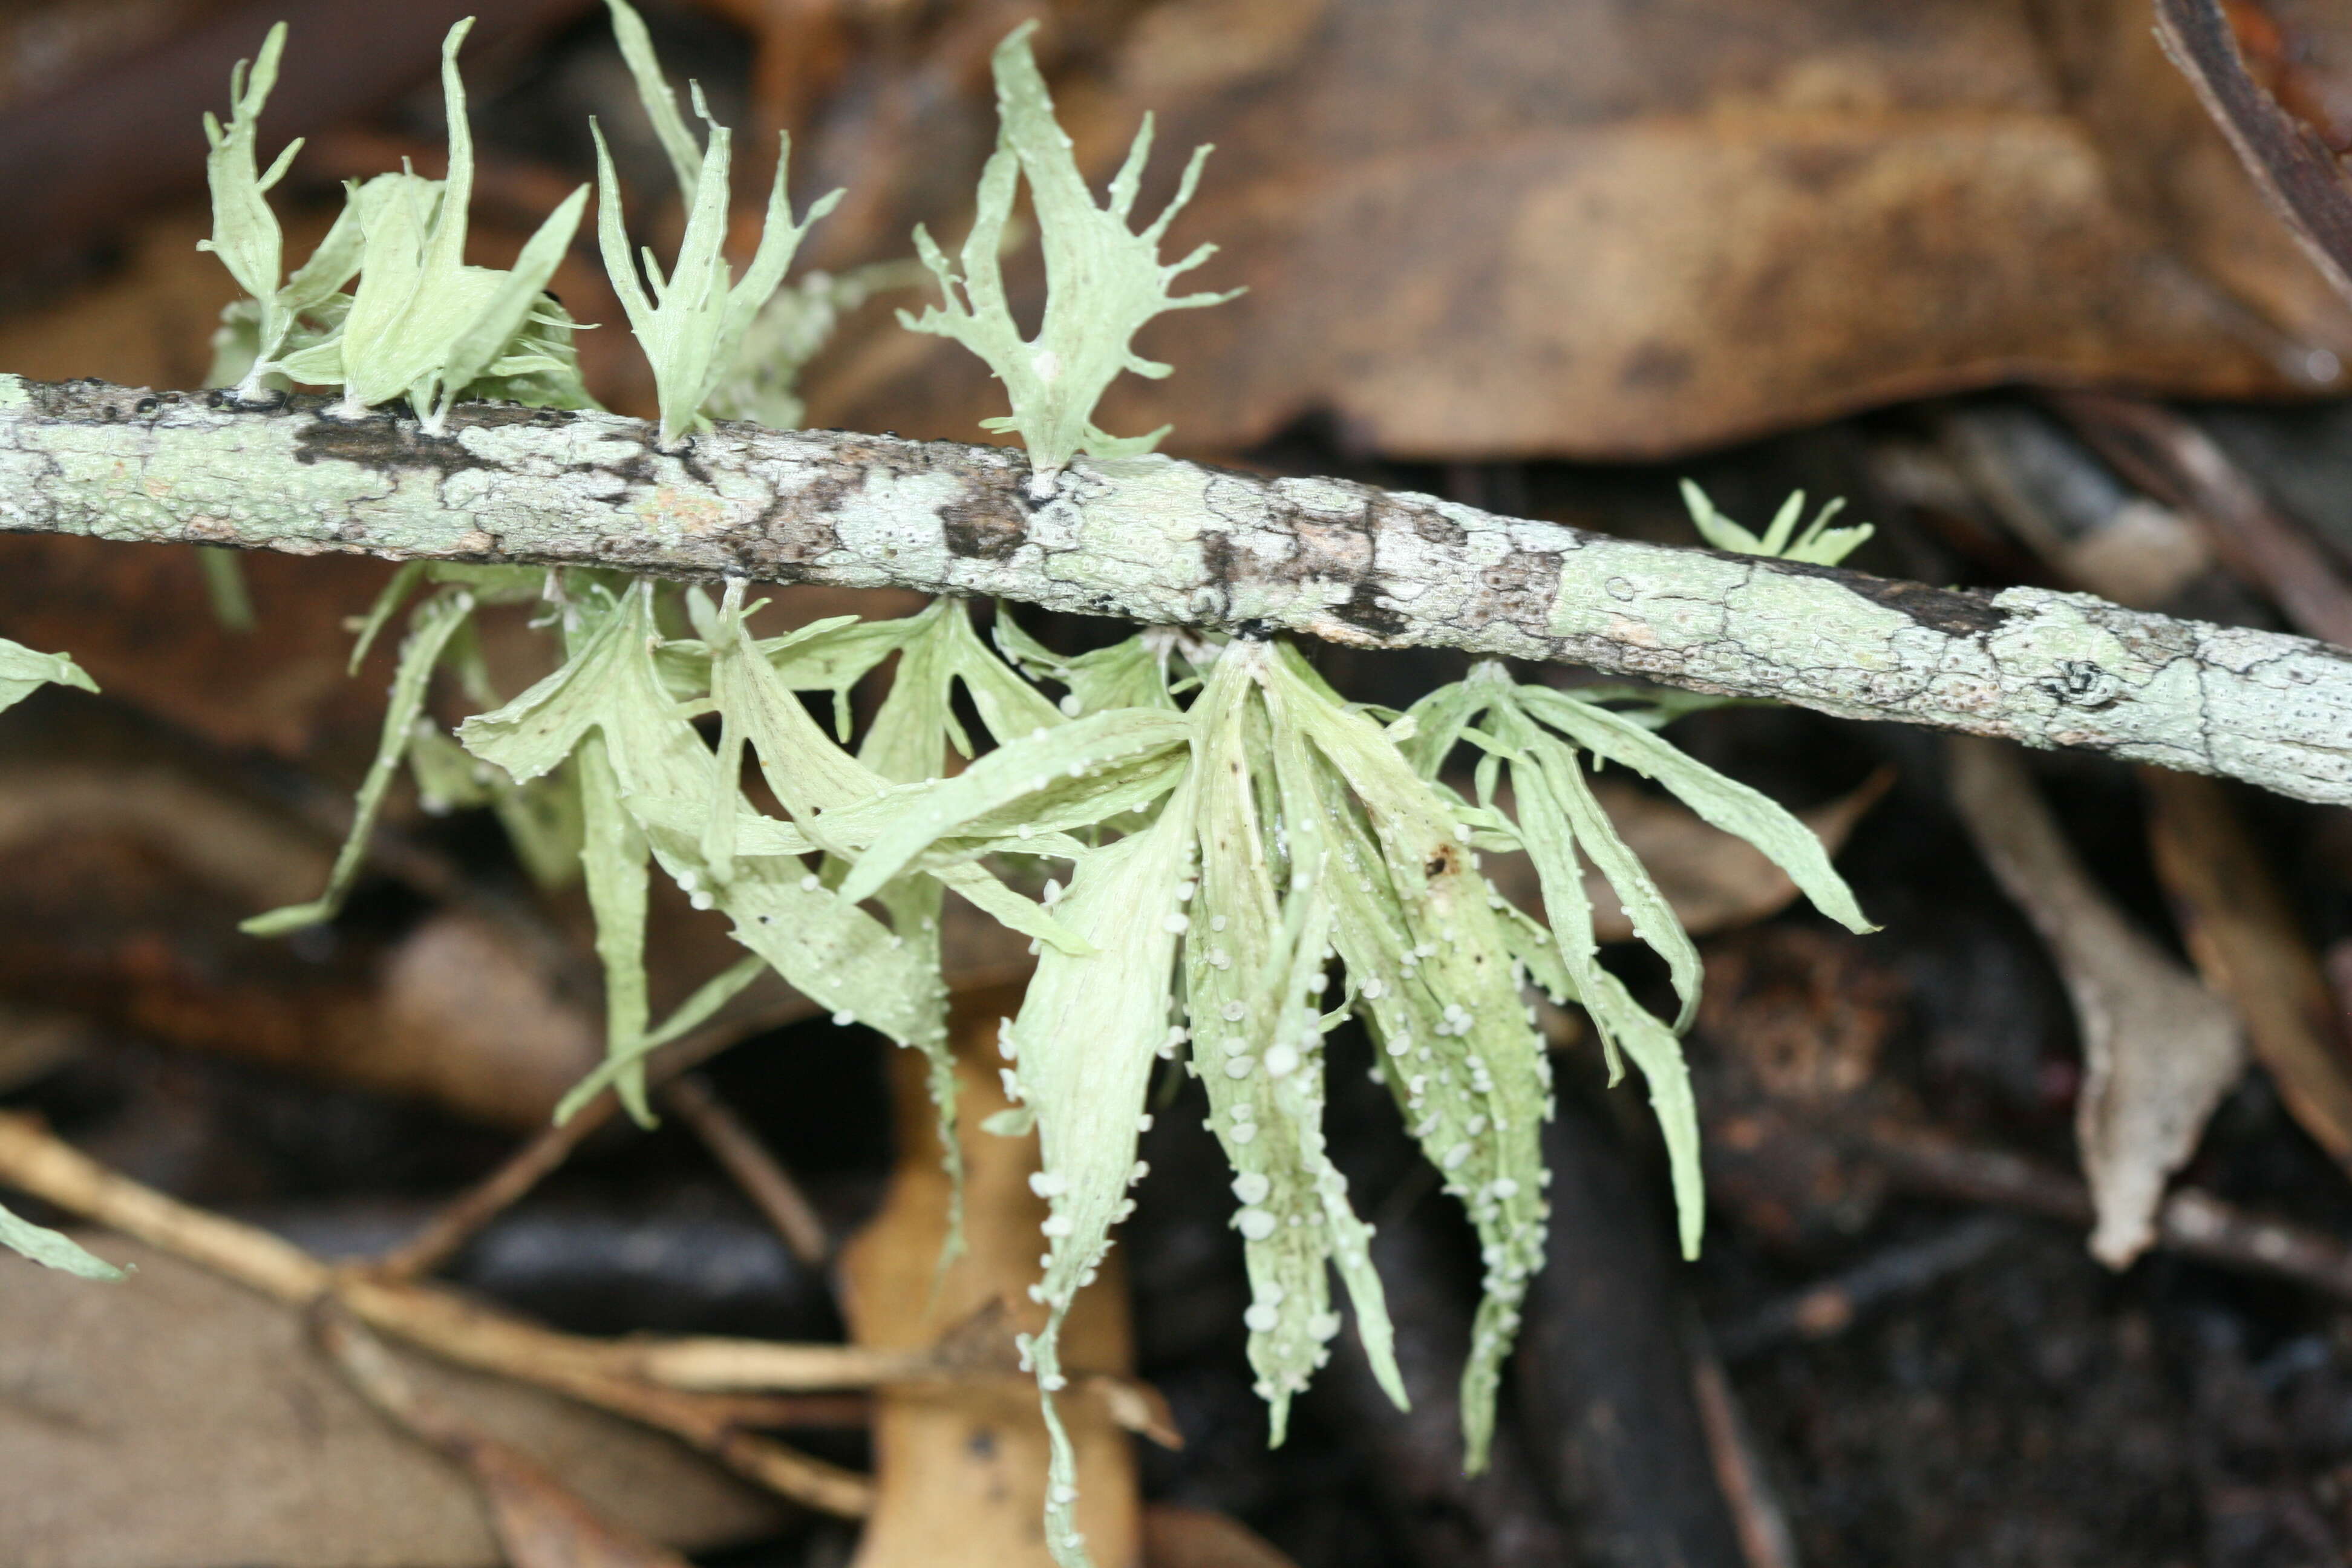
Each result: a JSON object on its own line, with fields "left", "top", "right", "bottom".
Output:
{"left": 0, "top": 10, "right": 1875, "bottom": 1567}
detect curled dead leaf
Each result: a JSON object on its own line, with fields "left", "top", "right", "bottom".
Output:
{"left": 2143, "top": 766, "right": 2352, "bottom": 1168}
{"left": 1947, "top": 737, "right": 2244, "bottom": 1267}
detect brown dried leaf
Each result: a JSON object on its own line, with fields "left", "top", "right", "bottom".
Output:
{"left": 0, "top": 701, "right": 1028, "bottom": 1128}
{"left": 0, "top": 2, "right": 223, "bottom": 115}
{"left": 0, "top": 1, "right": 596, "bottom": 289}
{"left": 802, "top": 0, "right": 2352, "bottom": 460}
{"left": 316, "top": 1307, "right": 695, "bottom": 1568}
{"left": 1141, "top": 1504, "right": 1300, "bottom": 1568}
{"left": 1947, "top": 737, "right": 2244, "bottom": 1268}
{"left": 2154, "top": 0, "right": 2352, "bottom": 312}
{"left": 0, "top": 536, "right": 403, "bottom": 766}
{"left": 2143, "top": 766, "right": 2352, "bottom": 1168}
{"left": 0, "top": 1236, "right": 784, "bottom": 1568}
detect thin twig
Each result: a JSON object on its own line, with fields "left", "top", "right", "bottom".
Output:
{"left": 8, "top": 376, "right": 2352, "bottom": 805}
{"left": 1712, "top": 1214, "right": 2024, "bottom": 1361}
{"left": 0, "top": 1107, "right": 1173, "bottom": 1464}
{"left": 2052, "top": 391, "right": 2352, "bottom": 648}
{"left": 0, "top": 1107, "right": 873, "bottom": 1518}
{"left": 1847, "top": 1116, "right": 2352, "bottom": 1302}
{"left": 1684, "top": 1316, "right": 1802, "bottom": 1568}
{"left": 370, "top": 1103, "right": 615, "bottom": 1284}
{"left": 661, "top": 1073, "right": 830, "bottom": 1266}
{"left": 372, "top": 1010, "right": 797, "bottom": 1284}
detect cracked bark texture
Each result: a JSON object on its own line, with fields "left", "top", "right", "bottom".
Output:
{"left": 4, "top": 376, "right": 2350, "bottom": 805}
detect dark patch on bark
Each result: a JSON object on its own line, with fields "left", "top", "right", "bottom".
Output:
{"left": 1014, "top": 470, "right": 1058, "bottom": 514}
{"left": 1331, "top": 580, "right": 1411, "bottom": 638}
{"left": 1469, "top": 550, "right": 1566, "bottom": 630}
{"left": 664, "top": 432, "right": 719, "bottom": 492}
{"left": 204, "top": 386, "right": 289, "bottom": 413}
{"left": 1199, "top": 531, "right": 1238, "bottom": 619}
{"left": 1289, "top": 514, "right": 1376, "bottom": 582}
{"left": 1768, "top": 558, "right": 2011, "bottom": 636}
{"left": 444, "top": 400, "right": 569, "bottom": 431}
{"left": 293, "top": 410, "right": 500, "bottom": 480}
{"left": 30, "top": 379, "right": 166, "bottom": 423}
{"left": 941, "top": 492, "right": 1027, "bottom": 560}
{"left": 589, "top": 448, "right": 661, "bottom": 488}
{"left": 739, "top": 452, "right": 883, "bottom": 574}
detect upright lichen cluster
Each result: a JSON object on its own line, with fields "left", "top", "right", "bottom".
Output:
{"left": 206, "top": 21, "right": 595, "bottom": 426}
{"left": 900, "top": 22, "right": 1239, "bottom": 495}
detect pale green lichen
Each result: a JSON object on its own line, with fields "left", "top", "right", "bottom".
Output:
{"left": 593, "top": 0, "right": 841, "bottom": 445}
{"left": 0, "top": 1202, "right": 125, "bottom": 1281}
{"left": 0, "top": 638, "right": 96, "bottom": 713}
{"left": 900, "top": 22, "right": 1239, "bottom": 494}
{"left": 454, "top": 584, "right": 1082, "bottom": 1163}
{"left": 1400, "top": 661, "right": 1873, "bottom": 1264}
{"left": 848, "top": 630, "right": 1572, "bottom": 1563}
{"left": 242, "top": 586, "right": 477, "bottom": 938}
{"left": 16, "top": 18, "right": 1907, "bottom": 1560}
{"left": 702, "top": 260, "right": 927, "bottom": 431}
{"left": 1681, "top": 479, "right": 1874, "bottom": 566}
{"left": 264, "top": 22, "right": 593, "bottom": 428}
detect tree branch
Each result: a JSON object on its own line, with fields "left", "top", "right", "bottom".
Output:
{"left": 5, "top": 375, "right": 2350, "bottom": 804}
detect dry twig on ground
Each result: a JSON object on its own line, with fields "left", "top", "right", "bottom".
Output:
{"left": 0, "top": 1108, "right": 1180, "bottom": 1518}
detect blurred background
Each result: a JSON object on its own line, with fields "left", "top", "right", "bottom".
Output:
{"left": 10, "top": 2, "right": 2352, "bottom": 1566}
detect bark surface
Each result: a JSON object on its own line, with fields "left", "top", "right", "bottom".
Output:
{"left": 5, "top": 376, "right": 2350, "bottom": 804}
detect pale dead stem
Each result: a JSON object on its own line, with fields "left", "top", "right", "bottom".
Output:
{"left": 0, "top": 1108, "right": 1176, "bottom": 1515}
